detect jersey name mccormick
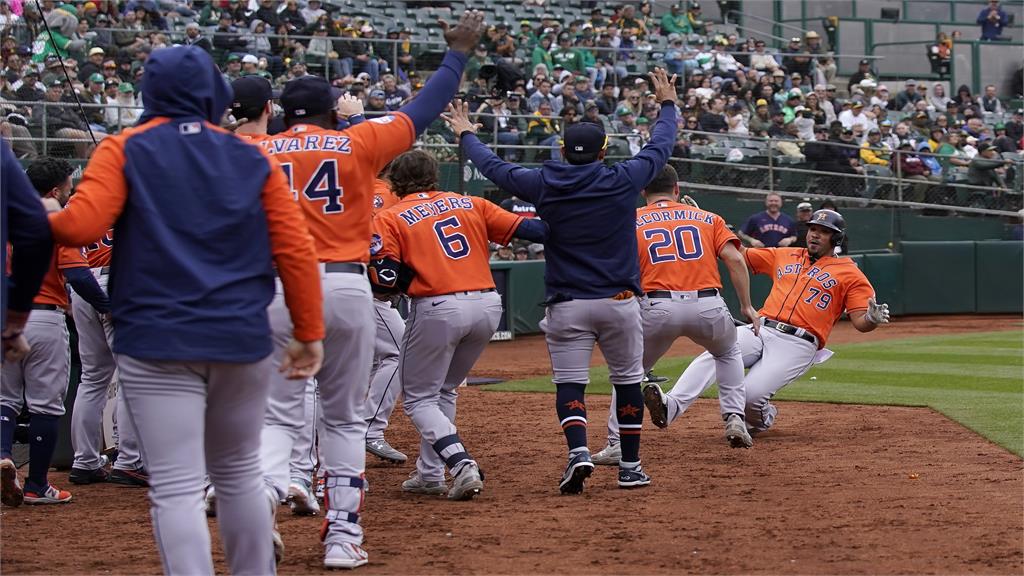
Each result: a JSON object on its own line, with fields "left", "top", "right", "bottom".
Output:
{"left": 635, "top": 201, "right": 739, "bottom": 292}
{"left": 746, "top": 247, "right": 874, "bottom": 347}
{"left": 375, "top": 191, "right": 522, "bottom": 297}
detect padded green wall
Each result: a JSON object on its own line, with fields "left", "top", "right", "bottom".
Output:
{"left": 976, "top": 242, "right": 1024, "bottom": 313}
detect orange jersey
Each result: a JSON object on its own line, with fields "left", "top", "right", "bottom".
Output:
{"left": 260, "top": 114, "right": 415, "bottom": 263}
{"left": 35, "top": 245, "right": 90, "bottom": 309}
{"left": 372, "top": 178, "right": 399, "bottom": 214}
{"left": 83, "top": 228, "right": 114, "bottom": 268}
{"left": 635, "top": 201, "right": 739, "bottom": 292}
{"left": 237, "top": 132, "right": 269, "bottom": 144}
{"left": 746, "top": 248, "right": 874, "bottom": 347}
{"left": 374, "top": 191, "right": 523, "bottom": 297}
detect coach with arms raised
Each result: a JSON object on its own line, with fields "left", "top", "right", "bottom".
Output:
{"left": 446, "top": 68, "right": 678, "bottom": 495}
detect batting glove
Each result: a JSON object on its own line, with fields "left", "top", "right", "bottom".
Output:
{"left": 866, "top": 298, "right": 890, "bottom": 325}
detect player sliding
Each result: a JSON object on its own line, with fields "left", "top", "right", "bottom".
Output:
{"left": 448, "top": 67, "right": 678, "bottom": 495}
{"left": 642, "top": 207, "right": 891, "bottom": 435}
{"left": 593, "top": 165, "right": 761, "bottom": 466}
{"left": 370, "top": 150, "right": 546, "bottom": 500}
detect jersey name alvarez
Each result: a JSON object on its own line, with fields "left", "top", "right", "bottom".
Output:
{"left": 397, "top": 194, "right": 474, "bottom": 226}
{"left": 260, "top": 133, "right": 353, "bottom": 155}
{"left": 636, "top": 208, "right": 715, "bottom": 227}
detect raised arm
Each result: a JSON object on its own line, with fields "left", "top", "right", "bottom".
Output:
{"left": 445, "top": 100, "right": 544, "bottom": 203}
{"left": 48, "top": 137, "right": 129, "bottom": 246}
{"left": 396, "top": 11, "right": 485, "bottom": 135}
{"left": 619, "top": 68, "right": 679, "bottom": 190}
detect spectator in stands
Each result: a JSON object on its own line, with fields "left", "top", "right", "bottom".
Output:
{"left": 927, "top": 83, "right": 952, "bottom": 111}
{"left": 977, "top": 0, "right": 1010, "bottom": 41}
{"left": 936, "top": 131, "right": 971, "bottom": 174}
{"left": 530, "top": 35, "right": 553, "bottom": 75}
{"left": 213, "top": 12, "right": 248, "bottom": 56}
{"left": 894, "top": 79, "right": 921, "bottom": 111}
{"left": 528, "top": 78, "right": 561, "bottom": 114}
{"left": 104, "top": 80, "right": 138, "bottom": 131}
{"left": 182, "top": 22, "right": 212, "bottom": 53}
{"left": 661, "top": 3, "right": 689, "bottom": 35}
{"left": 726, "top": 103, "right": 748, "bottom": 136}
{"left": 491, "top": 243, "right": 514, "bottom": 262}
{"left": 686, "top": 2, "right": 707, "bottom": 36}
{"left": 301, "top": 0, "right": 325, "bottom": 26}
{"left": 968, "top": 143, "right": 1010, "bottom": 190}
{"left": 78, "top": 46, "right": 104, "bottom": 82}
{"left": 978, "top": 84, "right": 1004, "bottom": 114}
{"left": 1005, "top": 109, "right": 1023, "bottom": 143}
{"left": 839, "top": 101, "right": 875, "bottom": 131}
{"left": 792, "top": 202, "right": 814, "bottom": 247}
{"left": 594, "top": 82, "right": 617, "bottom": 116}
{"left": 476, "top": 93, "right": 523, "bottom": 161}
{"left": 738, "top": 193, "right": 796, "bottom": 248}
{"left": 749, "top": 98, "right": 771, "bottom": 135}
{"left": 699, "top": 96, "right": 727, "bottom": 133}
{"left": 953, "top": 84, "right": 975, "bottom": 110}
{"left": 551, "top": 32, "right": 584, "bottom": 74}
{"left": 749, "top": 38, "right": 779, "bottom": 74}
{"left": 847, "top": 59, "right": 875, "bottom": 94}
{"left": 860, "top": 128, "right": 891, "bottom": 167}
{"left": 895, "top": 141, "right": 938, "bottom": 201}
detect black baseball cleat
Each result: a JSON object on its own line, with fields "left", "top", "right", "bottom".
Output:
{"left": 69, "top": 466, "right": 110, "bottom": 485}
{"left": 643, "top": 371, "right": 669, "bottom": 384}
{"left": 642, "top": 383, "right": 669, "bottom": 428}
{"left": 558, "top": 451, "right": 594, "bottom": 495}
{"left": 110, "top": 467, "right": 149, "bottom": 487}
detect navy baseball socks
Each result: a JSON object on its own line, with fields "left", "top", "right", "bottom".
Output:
{"left": 25, "top": 413, "right": 59, "bottom": 493}
{"left": 614, "top": 383, "right": 651, "bottom": 489}
{"left": 555, "top": 383, "right": 594, "bottom": 494}
{"left": 0, "top": 405, "right": 17, "bottom": 460}
{"left": 433, "top": 433, "right": 483, "bottom": 500}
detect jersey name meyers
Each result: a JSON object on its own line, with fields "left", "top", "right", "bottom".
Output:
{"left": 636, "top": 208, "right": 714, "bottom": 227}
{"left": 260, "top": 134, "right": 353, "bottom": 155}
{"left": 397, "top": 195, "right": 475, "bottom": 226}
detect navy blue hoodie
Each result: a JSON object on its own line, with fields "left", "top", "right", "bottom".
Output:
{"left": 463, "top": 102, "right": 677, "bottom": 300}
{"left": 57, "top": 46, "right": 289, "bottom": 362}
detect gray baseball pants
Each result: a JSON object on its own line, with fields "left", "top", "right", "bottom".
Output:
{"left": 605, "top": 293, "right": 745, "bottom": 443}
{"left": 1, "top": 309, "right": 70, "bottom": 417}
{"left": 70, "top": 272, "right": 142, "bottom": 472}
{"left": 259, "top": 272, "right": 372, "bottom": 547}
{"left": 116, "top": 353, "right": 276, "bottom": 576}
{"left": 365, "top": 297, "right": 404, "bottom": 442}
{"left": 540, "top": 297, "right": 645, "bottom": 386}
{"left": 401, "top": 291, "right": 502, "bottom": 481}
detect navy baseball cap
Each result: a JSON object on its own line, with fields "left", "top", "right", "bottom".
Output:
{"left": 562, "top": 122, "right": 607, "bottom": 156}
{"left": 280, "top": 75, "right": 335, "bottom": 118}
{"left": 230, "top": 76, "right": 276, "bottom": 117}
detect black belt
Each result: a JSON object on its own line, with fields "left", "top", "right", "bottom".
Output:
{"left": 646, "top": 288, "right": 719, "bottom": 299}
{"left": 452, "top": 288, "right": 495, "bottom": 295}
{"left": 324, "top": 262, "right": 366, "bottom": 274}
{"left": 275, "top": 262, "right": 366, "bottom": 277}
{"left": 763, "top": 319, "right": 817, "bottom": 344}
{"left": 32, "top": 304, "right": 59, "bottom": 311}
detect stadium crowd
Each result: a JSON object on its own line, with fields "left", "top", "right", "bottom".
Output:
{"left": 0, "top": 0, "right": 1021, "bottom": 204}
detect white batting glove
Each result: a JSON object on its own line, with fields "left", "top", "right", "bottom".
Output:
{"left": 681, "top": 194, "right": 700, "bottom": 209}
{"left": 866, "top": 298, "right": 890, "bottom": 325}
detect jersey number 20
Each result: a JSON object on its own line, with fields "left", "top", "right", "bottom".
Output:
{"left": 644, "top": 225, "right": 704, "bottom": 264}
{"left": 280, "top": 160, "right": 344, "bottom": 214}
{"left": 434, "top": 216, "right": 470, "bottom": 259}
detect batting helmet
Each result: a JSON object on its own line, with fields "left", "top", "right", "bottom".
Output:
{"left": 809, "top": 209, "right": 845, "bottom": 246}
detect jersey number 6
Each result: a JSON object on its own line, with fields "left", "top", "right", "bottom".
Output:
{"left": 279, "top": 159, "right": 345, "bottom": 214}
{"left": 434, "top": 216, "right": 470, "bottom": 260}
{"left": 644, "top": 225, "right": 704, "bottom": 264}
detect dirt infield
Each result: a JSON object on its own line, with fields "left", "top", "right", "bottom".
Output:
{"left": 2, "top": 314, "right": 1022, "bottom": 574}
{"left": 474, "top": 314, "right": 1024, "bottom": 380}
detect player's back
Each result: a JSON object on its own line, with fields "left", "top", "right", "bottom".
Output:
{"left": 375, "top": 191, "right": 522, "bottom": 297}
{"left": 84, "top": 228, "right": 114, "bottom": 268}
{"left": 261, "top": 115, "right": 414, "bottom": 263}
{"left": 635, "top": 201, "right": 738, "bottom": 292}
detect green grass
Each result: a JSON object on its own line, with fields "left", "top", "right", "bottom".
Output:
{"left": 483, "top": 331, "right": 1024, "bottom": 456}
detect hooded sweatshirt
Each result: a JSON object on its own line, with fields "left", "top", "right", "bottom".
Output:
{"left": 48, "top": 46, "right": 323, "bottom": 362}
{"left": 463, "top": 102, "right": 677, "bottom": 300}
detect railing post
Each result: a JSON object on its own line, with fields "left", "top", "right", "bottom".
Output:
{"left": 41, "top": 102, "right": 48, "bottom": 157}
{"left": 895, "top": 149, "right": 903, "bottom": 203}
{"left": 767, "top": 138, "right": 775, "bottom": 193}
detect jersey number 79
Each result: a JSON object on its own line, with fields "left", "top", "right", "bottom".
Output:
{"left": 279, "top": 159, "right": 345, "bottom": 214}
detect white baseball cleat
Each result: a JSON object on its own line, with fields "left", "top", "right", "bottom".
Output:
{"left": 324, "top": 542, "right": 369, "bottom": 569}
{"left": 447, "top": 462, "right": 483, "bottom": 501}
{"left": 591, "top": 443, "right": 621, "bottom": 466}
{"left": 204, "top": 483, "right": 216, "bottom": 517}
{"left": 401, "top": 471, "right": 447, "bottom": 495}
{"left": 725, "top": 414, "right": 753, "bottom": 448}
{"left": 287, "top": 478, "right": 321, "bottom": 516}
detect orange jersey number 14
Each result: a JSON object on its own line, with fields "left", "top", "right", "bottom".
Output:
{"left": 279, "top": 159, "right": 345, "bottom": 214}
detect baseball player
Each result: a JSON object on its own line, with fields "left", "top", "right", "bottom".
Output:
{"left": 0, "top": 140, "right": 53, "bottom": 506}
{"left": 47, "top": 46, "right": 325, "bottom": 574}
{"left": 255, "top": 12, "right": 484, "bottom": 569}
{"left": 1, "top": 157, "right": 110, "bottom": 507}
{"left": 67, "top": 228, "right": 148, "bottom": 487}
{"left": 371, "top": 149, "right": 547, "bottom": 500}
{"left": 364, "top": 175, "right": 409, "bottom": 464}
{"left": 592, "top": 167, "right": 761, "bottom": 465}
{"left": 452, "top": 67, "right": 679, "bottom": 495}
{"left": 643, "top": 209, "right": 891, "bottom": 434}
